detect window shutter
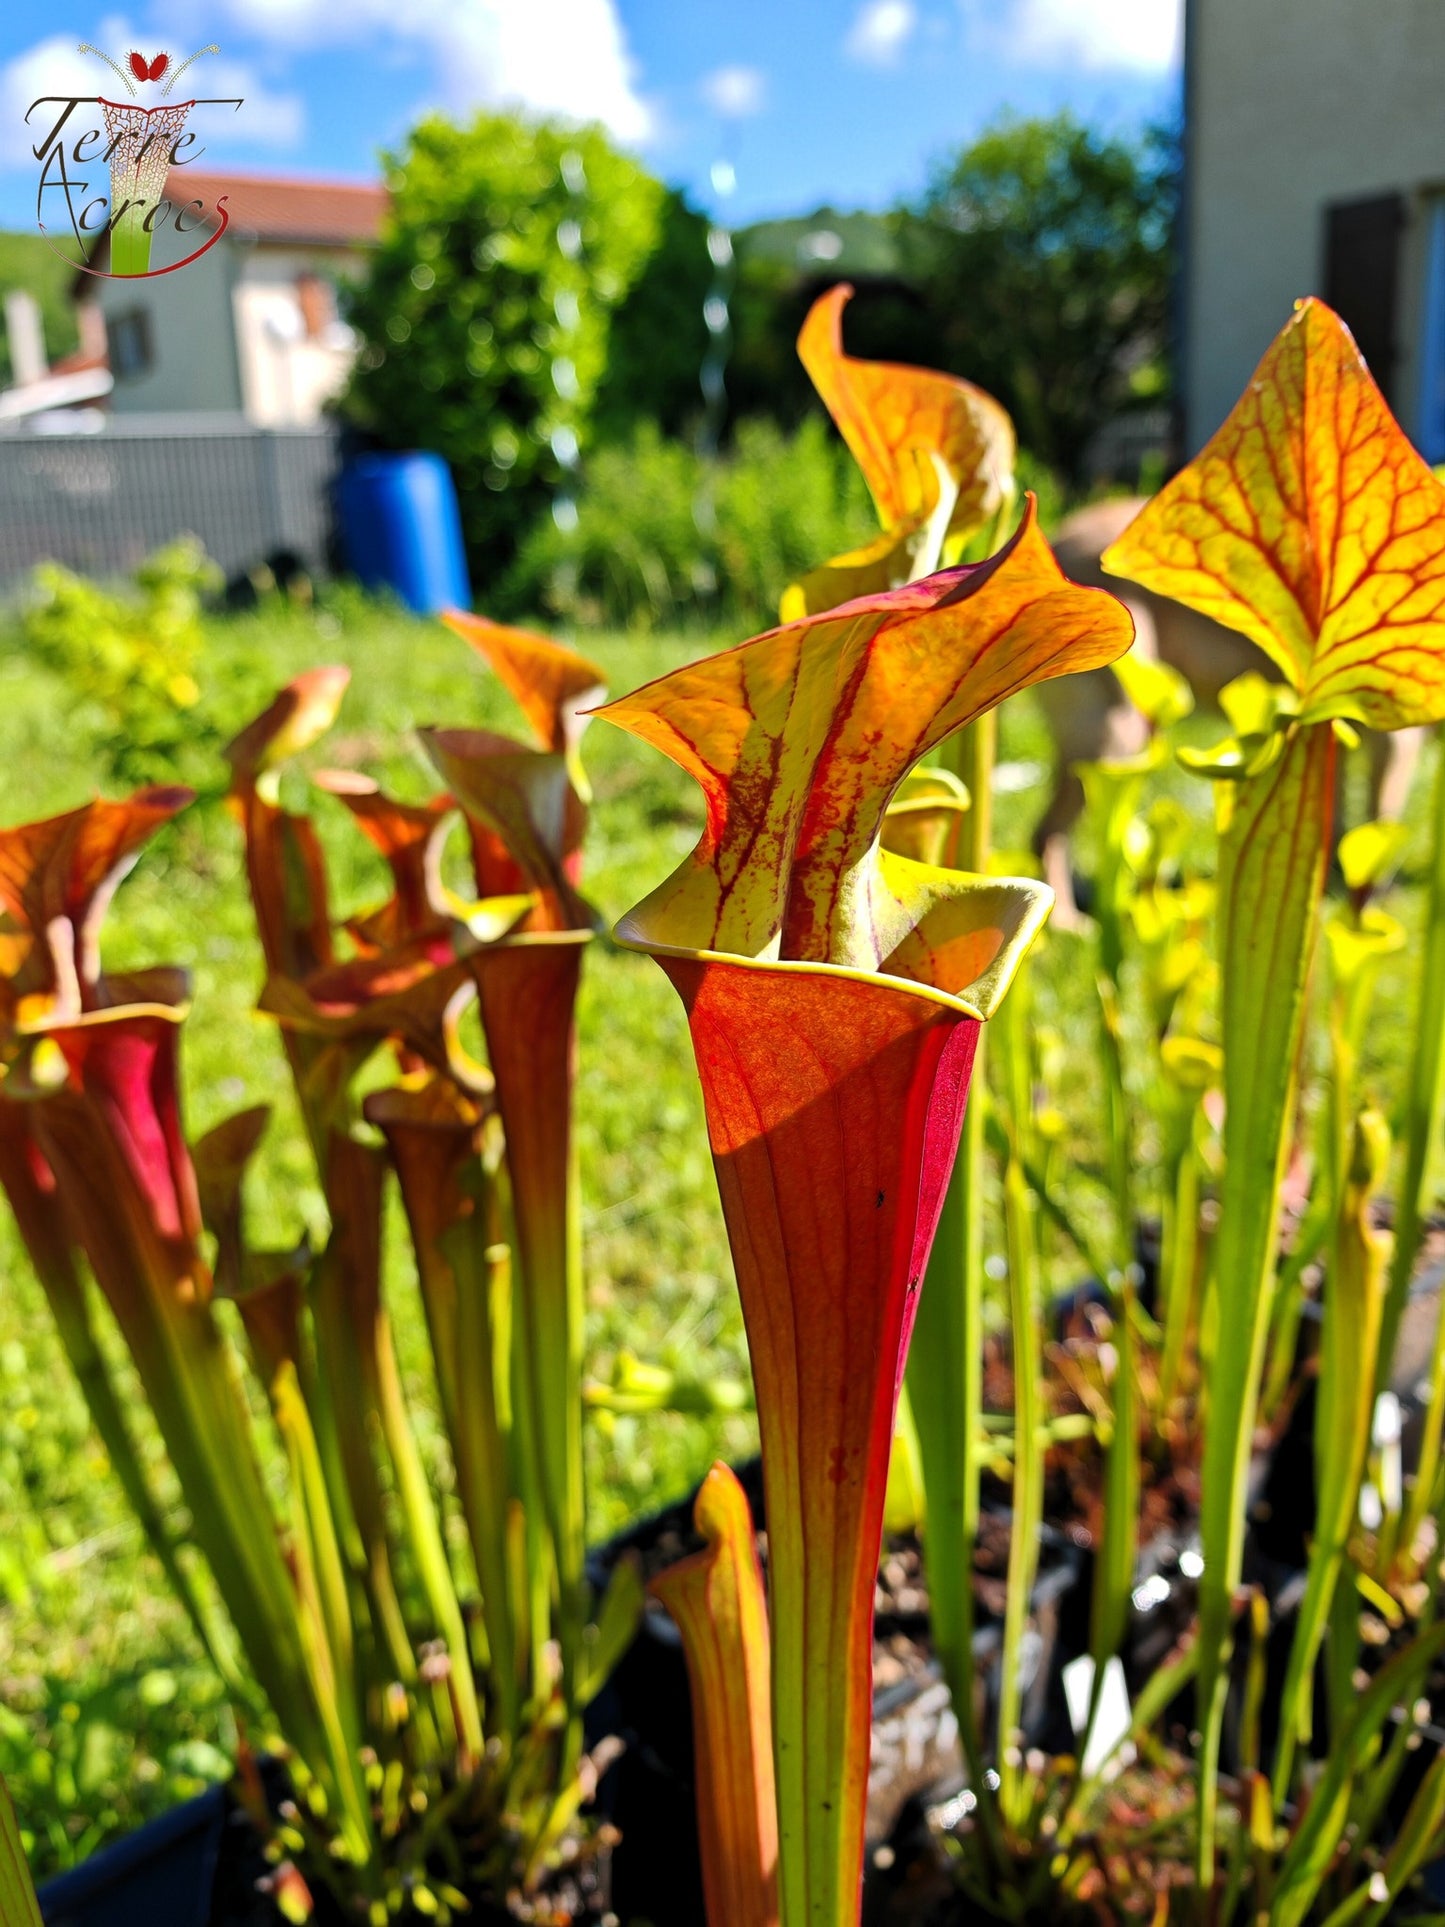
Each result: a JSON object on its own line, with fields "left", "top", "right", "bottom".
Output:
{"left": 1322, "top": 192, "right": 1404, "bottom": 403}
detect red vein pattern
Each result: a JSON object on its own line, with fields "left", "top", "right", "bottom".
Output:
{"left": 1103, "top": 298, "right": 1445, "bottom": 730}
{"left": 602, "top": 501, "right": 1132, "bottom": 974}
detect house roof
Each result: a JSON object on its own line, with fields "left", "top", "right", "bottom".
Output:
{"left": 162, "top": 171, "right": 388, "bottom": 246}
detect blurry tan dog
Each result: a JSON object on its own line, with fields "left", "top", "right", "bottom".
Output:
{"left": 1033, "top": 497, "right": 1424, "bottom": 911}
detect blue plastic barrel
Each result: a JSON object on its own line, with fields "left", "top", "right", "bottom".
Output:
{"left": 335, "top": 451, "right": 472, "bottom": 614}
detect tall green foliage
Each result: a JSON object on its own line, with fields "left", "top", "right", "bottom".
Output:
{"left": 343, "top": 112, "right": 664, "bottom": 581}
{"left": 508, "top": 417, "right": 876, "bottom": 632}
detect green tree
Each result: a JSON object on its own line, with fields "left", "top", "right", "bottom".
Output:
{"left": 342, "top": 112, "right": 664, "bottom": 582}
{"left": 593, "top": 188, "right": 712, "bottom": 441}
{"left": 904, "top": 113, "right": 1176, "bottom": 479}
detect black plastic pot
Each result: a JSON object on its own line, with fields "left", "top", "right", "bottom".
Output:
{"left": 39, "top": 1783, "right": 233, "bottom": 1927}
{"left": 36, "top": 1766, "right": 546, "bottom": 1927}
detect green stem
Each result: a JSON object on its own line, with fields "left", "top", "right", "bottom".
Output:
{"left": 446, "top": 1181, "right": 524, "bottom": 1737}
{"left": 1096, "top": 972, "right": 1134, "bottom": 1263}
{"left": 1272, "top": 1112, "right": 1389, "bottom": 1805}
{"left": 0, "top": 1113, "right": 244, "bottom": 1693}
{"left": 373, "top": 1306, "right": 485, "bottom": 1761}
{"left": 1157, "top": 1114, "right": 1202, "bottom": 1414}
{"left": 905, "top": 714, "right": 1005, "bottom": 1858}
{"left": 310, "top": 1213, "right": 421, "bottom": 1700}
{"left": 998, "top": 1150, "right": 1043, "bottom": 1831}
{"left": 1403, "top": 1351, "right": 1445, "bottom": 1570}
{"left": 473, "top": 938, "right": 590, "bottom": 1732}
{"left": 952, "top": 713, "right": 995, "bottom": 870}
{"left": 1194, "top": 722, "right": 1336, "bottom": 1892}
{"left": 905, "top": 1091, "right": 996, "bottom": 1819}
{"left": 1082, "top": 1271, "right": 1138, "bottom": 1758}
{"left": 271, "top": 1362, "right": 374, "bottom": 1866}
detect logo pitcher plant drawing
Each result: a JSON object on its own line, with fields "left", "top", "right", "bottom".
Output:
{"left": 27, "top": 38, "right": 240, "bottom": 278}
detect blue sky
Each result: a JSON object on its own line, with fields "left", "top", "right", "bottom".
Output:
{"left": 0, "top": 0, "right": 1181, "bottom": 232}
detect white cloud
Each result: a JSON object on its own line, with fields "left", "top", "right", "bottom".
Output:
{"left": 1, "top": 33, "right": 110, "bottom": 172}
{"left": 182, "top": 56, "right": 304, "bottom": 149}
{"left": 0, "top": 27, "right": 302, "bottom": 176}
{"left": 700, "top": 64, "right": 766, "bottom": 120}
{"left": 200, "top": 0, "right": 654, "bottom": 144}
{"left": 1006, "top": 0, "right": 1182, "bottom": 74}
{"left": 845, "top": 0, "right": 918, "bottom": 66}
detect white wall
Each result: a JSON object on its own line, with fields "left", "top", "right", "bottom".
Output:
{"left": 1186, "top": 0, "right": 1445, "bottom": 450}
{"left": 230, "top": 243, "right": 359, "bottom": 427}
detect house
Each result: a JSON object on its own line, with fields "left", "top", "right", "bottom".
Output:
{"left": 1182, "top": 0, "right": 1445, "bottom": 459}
{"left": 78, "top": 171, "right": 388, "bottom": 426}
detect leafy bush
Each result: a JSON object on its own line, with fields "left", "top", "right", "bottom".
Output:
{"left": 508, "top": 417, "right": 877, "bottom": 632}
{"left": 15, "top": 539, "right": 220, "bottom": 786}
{"left": 342, "top": 111, "right": 664, "bottom": 584}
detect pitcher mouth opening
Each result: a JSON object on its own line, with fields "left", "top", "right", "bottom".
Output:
{"left": 614, "top": 867, "right": 1053, "bottom": 1025}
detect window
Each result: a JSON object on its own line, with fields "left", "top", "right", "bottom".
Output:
{"left": 1419, "top": 200, "right": 1445, "bottom": 465}
{"left": 107, "top": 308, "right": 153, "bottom": 380}
{"left": 1322, "top": 193, "right": 1404, "bottom": 405}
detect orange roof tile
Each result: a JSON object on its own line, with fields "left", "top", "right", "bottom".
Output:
{"left": 161, "top": 171, "right": 388, "bottom": 246}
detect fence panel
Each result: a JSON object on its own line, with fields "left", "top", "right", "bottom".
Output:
{"left": 0, "top": 416, "right": 340, "bottom": 589}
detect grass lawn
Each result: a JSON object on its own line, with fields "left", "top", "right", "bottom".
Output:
{"left": 0, "top": 589, "right": 1438, "bottom": 1875}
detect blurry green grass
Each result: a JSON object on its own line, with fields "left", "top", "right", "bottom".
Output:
{"left": 0, "top": 591, "right": 1437, "bottom": 1874}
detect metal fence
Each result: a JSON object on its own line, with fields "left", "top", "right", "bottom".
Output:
{"left": 1083, "top": 407, "right": 1172, "bottom": 489}
{"left": 0, "top": 414, "right": 341, "bottom": 591}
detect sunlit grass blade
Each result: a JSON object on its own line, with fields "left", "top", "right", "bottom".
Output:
{"left": 0, "top": 1770, "right": 42, "bottom": 1927}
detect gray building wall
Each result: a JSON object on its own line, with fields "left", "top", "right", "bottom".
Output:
{"left": 93, "top": 232, "right": 244, "bottom": 414}
{"left": 1185, "top": 0, "right": 1445, "bottom": 452}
